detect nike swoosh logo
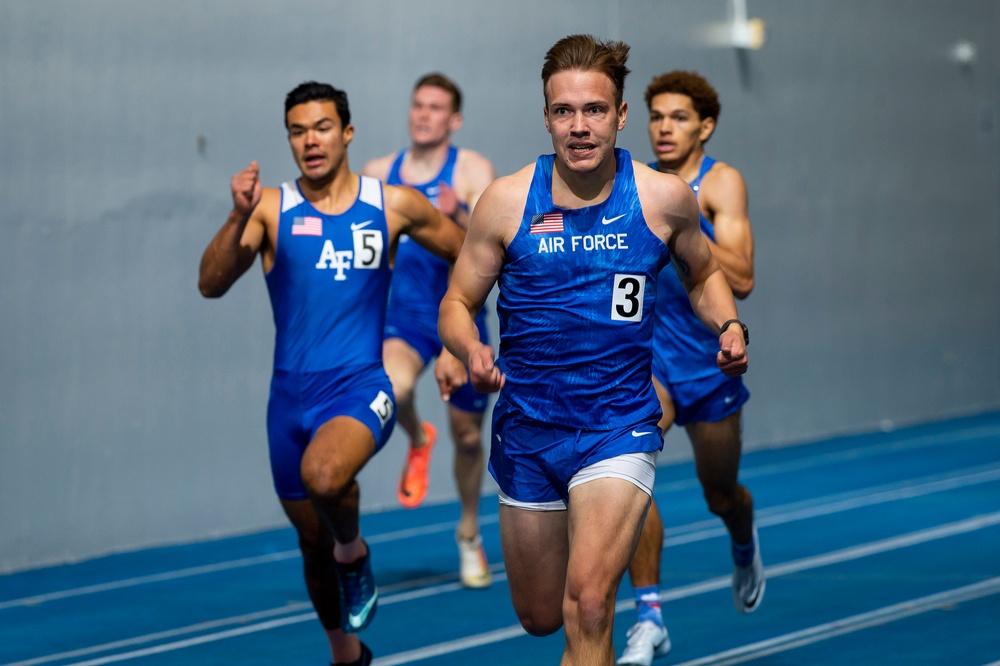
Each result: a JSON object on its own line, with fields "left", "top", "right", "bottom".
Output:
{"left": 601, "top": 213, "right": 626, "bottom": 225}
{"left": 724, "top": 395, "right": 738, "bottom": 404}
{"left": 347, "top": 592, "right": 378, "bottom": 628}
{"left": 631, "top": 430, "right": 655, "bottom": 437}
{"left": 351, "top": 220, "right": 374, "bottom": 231}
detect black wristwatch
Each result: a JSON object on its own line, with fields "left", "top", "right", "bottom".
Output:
{"left": 721, "top": 319, "right": 749, "bottom": 346}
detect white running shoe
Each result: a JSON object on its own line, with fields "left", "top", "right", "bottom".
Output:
{"left": 733, "top": 527, "right": 766, "bottom": 614}
{"left": 457, "top": 533, "right": 492, "bottom": 588}
{"left": 616, "top": 620, "right": 671, "bottom": 666}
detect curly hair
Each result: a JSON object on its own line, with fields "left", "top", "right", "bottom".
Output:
{"left": 644, "top": 70, "right": 720, "bottom": 122}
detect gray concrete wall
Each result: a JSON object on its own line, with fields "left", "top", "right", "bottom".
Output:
{"left": 2, "top": 0, "right": 998, "bottom": 572}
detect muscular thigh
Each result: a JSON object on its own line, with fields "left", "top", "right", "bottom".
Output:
{"left": 567, "top": 477, "right": 650, "bottom": 587}
{"left": 500, "top": 505, "right": 569, "bottom": 614}
{"left": 267, "top": 366, "right": 396, "bottom": 501}
{"left": 382, "top": 337, "right": 427, "bottom": 399}
{"left": 302, "top": 415, "right": 378, "bottom": 493}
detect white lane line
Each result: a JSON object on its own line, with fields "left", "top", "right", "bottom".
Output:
{"left": 0, "top": 570, "right": 509, "bottom": 666}
{"left": 664, "top": 462, "right": 1000, "bottom": 545}
{"left": 5, "top": 452, "right": 997, "bottom": 614}
{"left": 0, "top": 515, "right": 500, "bottom": 612}
{"left": 8, "top": 472, "right": 1000, "bottom": 666}
{"left": 1, "top": 604, "right": 313, "bottom": 666}
{"left": 377, "top": 513, "right": 1000, "bottom": 666}
{"left": 0, "top": 552, "right": 300, "bottom": 611}
{"left": 22, "top": 512, "right": 995, "bottom": 666}
{"left": 6, "top": 423, "right": 996, "bottom": 612}
{"left": 670, "top": 577, "right": 1000, "bottom": 666}
{"left": 655, "top": 422, "right": 1000, "bottom": 494}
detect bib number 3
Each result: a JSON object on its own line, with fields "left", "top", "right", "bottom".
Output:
{"left": 611, "top": 273, "right": 645, "bottom": 322}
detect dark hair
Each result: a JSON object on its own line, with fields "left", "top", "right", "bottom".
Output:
{"left": 414, "top": 73, "right": 462, "bottom": 113}
{"left": 644, "top": 71, "right": 721, "bottom": 122}
{"left": 541, "top": 34, "right": 631, "bottom": 107}
{"left": 284, "top": 81, "right": 351, "bottom": 128}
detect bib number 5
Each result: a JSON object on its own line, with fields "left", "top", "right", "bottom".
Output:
{"left": 353, "top": 230, "right": 383, "bottom": 269}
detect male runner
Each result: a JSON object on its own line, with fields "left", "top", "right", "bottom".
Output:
{"left": 439, "top": 37, "right": 749, "bottom": 666}
{"left": 362, "top": 73, "right": 495, "bottom": 588}
{"left": 617, "top": 70, "right": 761, "bottom": 666}
{"left": 199, "top": 81, "right": 465, "bottom": 666}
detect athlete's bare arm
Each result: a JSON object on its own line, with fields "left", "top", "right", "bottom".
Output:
{"left": 439, "top": 166, "right": 530, "bottom": 392}
{"left": 700, "top": 162, "right": 754, "bottom": 298}
{"left": 431, "top": 150, "right": 496, "bottom": 397}
{"left": 434, "top": 149, "right": 497, "bottom": 231}
{"left": 636, "top": 163, "right": 747, "bottom": 376}
{"left": 199, "top": 161, "right": 278, "bottom": 297}
{"left": 383, "top": 184, "right": 466, "bottom": 265}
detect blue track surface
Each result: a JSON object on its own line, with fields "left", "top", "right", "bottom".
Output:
{"left": 2, "top": 412, "right": 999, "bottom": 665}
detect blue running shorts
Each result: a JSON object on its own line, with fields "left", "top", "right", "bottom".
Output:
{"left": 488, "top": 395, "right": 662, "bottom": 504}
{"left": 384, "top": 310, "right": 491, "bottom": 414}
{"left": 653, "top": 370, "right": 750, "bottom": 427}
{"left": 267, "top": 363, "right": 397, "bottom": 500}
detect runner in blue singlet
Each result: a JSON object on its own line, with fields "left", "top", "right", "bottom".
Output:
{"left": 362, "top": 73, "right": 496, "bottom": 589}
{"left": 617, "top": 71, "right": 762, "bottom": 666}
{"left": 199, "top": 81, "right": 466, "bottom": 666}
{"left": 438, "top": 36, "right": 749, "bottom": 665}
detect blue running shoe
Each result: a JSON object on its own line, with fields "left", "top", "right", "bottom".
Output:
{"left": 337, "top": 545, "right": 378, "bottom": 632}
{"left": 733, "top": 526, "right": 765, "bottom": 614}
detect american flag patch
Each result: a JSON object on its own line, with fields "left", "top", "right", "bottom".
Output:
{"left": 292, "top": 216, "right": 323, "bottom": 236}
{"left": 529, "top": 212, "right": 564, "bottom": 234}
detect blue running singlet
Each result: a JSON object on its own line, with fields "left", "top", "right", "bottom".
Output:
{"left": 495, "top": 149, "right": 670, "bottom": 430}
{"left": 650, "top": 155, "right": 728, "bottom": 382}
{"left": 266, "top": 176, "right": 392, "bottom": 372}
{"left": 385, "top": 146, "right": 460, "bottom": 320}
{"left": 648, "top": 155, "right": 750, "bottom": 421}
{"left": 263, "top": 176, "right": 397, "bottom": 500}
{"left": 384, "top": 146, "right": 490, "bottom": 413}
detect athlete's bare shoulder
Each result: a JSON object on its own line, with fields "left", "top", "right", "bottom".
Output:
{"left": 359, "top": 152, "right": 398, "bottom": 181}
{"left": 469, "top": 163, "right": 534, "bottom": 245}
{"left": 633, "top": 160, "right": 699, "bottom": 241}
{"left": 698, "top": 159, "right": 748, "bottom": 218}
{"left": 253, "top": 185, "right": 282, "bottom": 229}
{"left": 454, "top": 147, "right": 497, "bottom": 206}
{"left": 481, "top": 163, "right": 535, "bottom": 209}
{"left": 701, "top": 159, "right": 745, "bottom": 192}
{"left": 455, "top": 147, "right": 495, "bottom": 175}
{"left": 380, "top": 181, "right": 428, "bottom": 216}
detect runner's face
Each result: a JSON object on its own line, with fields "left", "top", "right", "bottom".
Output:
{"left": 286, "top": 100, "right": 353, "bottom": 183}
{"left": 647, "top": 93, "right": 713, "bottom": 169}
{"left": 544, "top": 69, "right": 627, "bottom": 174}
{"left": 409, "top": 85, "right": 460, "bottom": 148}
